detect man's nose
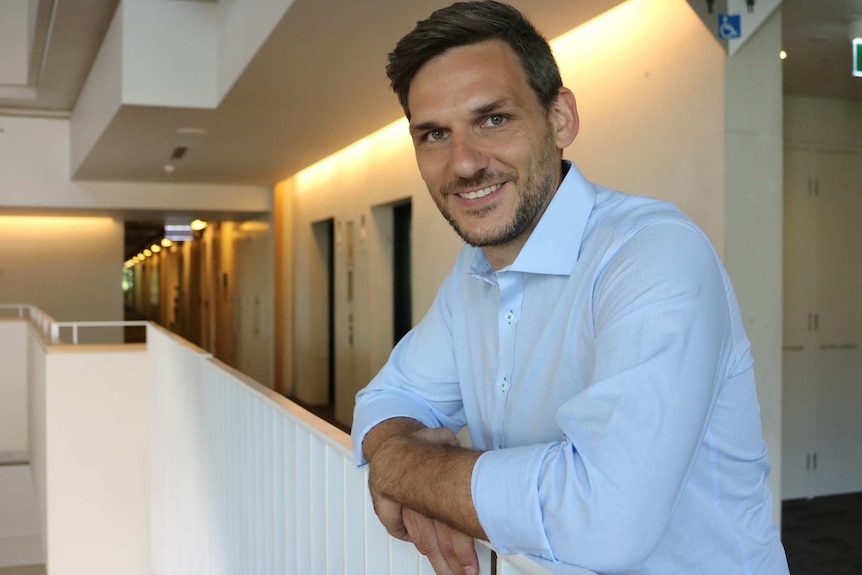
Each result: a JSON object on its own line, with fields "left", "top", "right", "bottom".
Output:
{"left": 449, "top": 132, "right": 489, "bottom": 179}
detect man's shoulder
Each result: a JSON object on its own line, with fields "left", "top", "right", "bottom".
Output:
{"left": 590, "top": 186, "right": 695, "bottom": 239}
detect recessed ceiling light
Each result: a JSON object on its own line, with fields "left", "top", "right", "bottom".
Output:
{"left": 779, "top": 50, "right": 787, "bottom": 60}
{"left": 175, "top": 127, "right": 208, "bottom": 136}
{"left": 164, "top": 163, "right": 175, "bottom": 174}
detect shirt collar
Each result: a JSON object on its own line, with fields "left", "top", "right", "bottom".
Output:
{"left": 467, "top": 161, "right": 596, "bottom": 278}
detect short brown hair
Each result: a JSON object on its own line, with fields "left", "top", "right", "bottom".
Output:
{"left": 386, "top": 1, "right": 562, "bottom": 119}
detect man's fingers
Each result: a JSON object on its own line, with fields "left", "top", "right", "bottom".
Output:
{"left": 403, "top": 508, "right": 477, "bottom": 575}
{"left": 403, "top": 509, "right": 456, "bottom": 575}
{"left": 371, "top": 490, "right": 410, "bottom": 541}
{"left": 435, "top": 519, "right": 479, "bottom": 575}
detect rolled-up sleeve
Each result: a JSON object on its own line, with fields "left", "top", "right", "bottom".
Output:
{"left": 471, "top": 222, "right": 735, "bottom": 572}
{"left": 352, "top": 273, "right": 468, "bottom": 465}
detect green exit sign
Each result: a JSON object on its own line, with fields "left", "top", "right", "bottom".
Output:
{"left": 855, "top": 39, "right": 862, "bottom": 77}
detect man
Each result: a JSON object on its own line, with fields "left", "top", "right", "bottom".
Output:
{"left": 352, "top": 2, "right": 789, "bottom": 574}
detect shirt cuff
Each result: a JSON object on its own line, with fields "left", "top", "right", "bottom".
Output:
{"left": 472, "top": 444, "right": 556, "bottom": 560}
{"left": 351, "top": 392, "right": 444, "bottom": 466}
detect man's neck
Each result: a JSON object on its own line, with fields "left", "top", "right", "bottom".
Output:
{"left": 482, "top": 160, "right": 568, "bottom": 270}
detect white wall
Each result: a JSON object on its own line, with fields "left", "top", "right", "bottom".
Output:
{"left": 0, "top": 321, "right": 28, "bottom": 455}
{"left": 785, "top": 95, "right": 862, "bottom": 148}
{"left": 723, "top": 9, "right": 784, "bottom": 521}
{"left": 216, "top": 0, "right": 296, "bottom": 99}
{"left": 2, "top": 115, "right": 271, "bottom": 213}
{"left": 122, "top": 1, "right": 218, "bottom": 108}
{"left": 69, "top": 1, "right": 122, "bottom": 176}
{"left": 782, "top": 95, "right": 862, "bottom": 501}
{"left": 26, "top": 325, "right": 46, "bottom": 562}
{"left": 0, "top": 216, "right": 123, "bottom": 323}
{"left": 43, "top": 347, "right": 149, "bottom": 575}
{"left": 0, "top": 0, "right": 31, "bottom": 87}
{"left": 564, "top": 0, "right": 726, "bottom": 252}
{"left": 286, "top": 0, "right": 726, "bottom": 428}
{"left": 0, "top": 465, "right": 43, "bottom": 568}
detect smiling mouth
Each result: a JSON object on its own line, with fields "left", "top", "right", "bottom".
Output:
{"left": 457, "top": 183, "right": 502, "bottom": 200}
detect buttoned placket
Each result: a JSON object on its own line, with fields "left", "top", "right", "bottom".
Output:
{"left": 491, "top": 271, "right": 523, "bottom": 450}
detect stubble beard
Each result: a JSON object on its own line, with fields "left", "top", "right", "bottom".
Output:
{"left": 432, "top": 132, "right": 560, "bottom": 248}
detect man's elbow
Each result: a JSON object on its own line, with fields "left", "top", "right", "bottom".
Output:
{"left": 544, "top": 508, "right": 664, "bottom": 572}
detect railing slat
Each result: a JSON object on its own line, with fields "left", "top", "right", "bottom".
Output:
{"left": 272, "top": 410, "right": 286, "bottom": 575}
{"left": 295, "top": 426, "right": 312, "bottom": 574}
{"left": 391, "top": 538, "right": 421, "bottom": 574}
{"left": 365, "top": 481, "right": 391, "bottom": 574}
{"left": 344, "top": 461, "right": 367, "bottom": 573}
{"left": 310, "top": 434, "right": 327, "bottom": 575}
{"left": 283, "top": 417, "right": 298, "bottom": 574}
{"left": 325, "top": 446, "right": 345, "bottom": 575}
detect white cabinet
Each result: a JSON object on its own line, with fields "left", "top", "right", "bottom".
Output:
{"left": 782, "top": 147, "right": 862, "bottom": 500}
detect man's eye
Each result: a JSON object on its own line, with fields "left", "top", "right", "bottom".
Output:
{"left": 425, "top": 129, "right": 447, "bottom": 142}
{"left": 483, "top": 115, "right": 506, "bottom": 127}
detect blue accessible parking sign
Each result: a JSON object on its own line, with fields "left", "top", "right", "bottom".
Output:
{"left": 718, "top": 14, "right": 742, "bottom": 39}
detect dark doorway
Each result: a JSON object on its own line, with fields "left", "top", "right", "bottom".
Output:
{"left": 321, "top": 218, "right": 336, "bottom": 405}
{"left": 392, "top": 202, "right": 412, "bottom": 346}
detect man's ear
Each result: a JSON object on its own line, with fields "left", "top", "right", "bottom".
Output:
{"left": 548, "top": 88, "right": 579, "bottom": 149}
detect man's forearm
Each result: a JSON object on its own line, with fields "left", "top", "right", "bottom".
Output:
{"left": 369, "top": 430, "right": 487, "bottom": 540}
{"left": 362, "top": 417, "right": 428, "bottom": 462}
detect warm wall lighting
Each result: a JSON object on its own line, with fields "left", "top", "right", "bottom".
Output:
{"left": 161, "top": 238, "right": 173, "bottom": 248}
{"left": 143, "top": 249, "right": 153, "bottom": 257}
{"left": 779, "top": 50, "right": 787, "bottom": 60}
{"left": 190, "top": 219, "right": 208, "bottom": 231}
{"left": 151, "top": 244, "right": 162, "bottom": 253}
{"left": 294, "top": 118, "right": 409, "bottom": 191}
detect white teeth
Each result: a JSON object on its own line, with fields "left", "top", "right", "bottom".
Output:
{"left": 459, "top": 183, "right": 501, "bottom": 200}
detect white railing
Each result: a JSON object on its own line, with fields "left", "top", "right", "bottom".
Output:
{"left": 0, "top": 304, "right": 149, "bottom": 345}
{"left": 0, "top": 304, "right": 55, "bottom": 343}
{"left": 51, "top": 320, "right": 148, "bottom": 345}
{"left": 3, "top": 305, "right": 577, "bottom": 574}
{"left": 147, "top": 324, "right": 561, "bottom": 575}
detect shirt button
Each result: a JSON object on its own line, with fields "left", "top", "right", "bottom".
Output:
{"left": 505, "top": 311, "right": 515, "bottom": 323}
{"left": 500, "top": 379, "right": 509, "bottom": 392}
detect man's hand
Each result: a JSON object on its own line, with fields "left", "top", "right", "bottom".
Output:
{"left": 368, "top": 487, "right": 479, "bottom": 575}
{"left": 369, "top": 486, "right": 410, "bottom": 542}
{"left": 364, "top": 421, "right": 482, "bottom": 574}
{"left": 403, "top": 507, "right": 479, "bottom": 575}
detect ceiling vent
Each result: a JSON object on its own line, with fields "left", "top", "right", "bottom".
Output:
{"left": 170, "top": 145, "right": 188, "bottom": 160}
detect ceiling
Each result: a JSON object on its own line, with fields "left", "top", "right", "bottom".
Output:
{"left": 1, "top": 0, "right": 861, "bottom": 257}
{"left": 3, "top": 0, "right": 861, "bottom": 188}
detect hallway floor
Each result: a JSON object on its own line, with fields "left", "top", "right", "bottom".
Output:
{"left": 782, "top": 492, "right": 862, "bottom": 574}
{"left": 0, "top": 566, "right": 45, "bottom": 575}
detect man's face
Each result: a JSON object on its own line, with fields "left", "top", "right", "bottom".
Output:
{"left": 407, "top": 40, "right": 567, "bottom": 256}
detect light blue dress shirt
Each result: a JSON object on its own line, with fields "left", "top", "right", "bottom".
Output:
{"left": 352, "top": 162, "right": 788, "bottom": 575}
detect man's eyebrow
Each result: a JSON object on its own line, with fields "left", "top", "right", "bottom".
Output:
{"left": 473, "top": 99, "right": 510, "bottom": 116}
{"left": 409, "top": 120, "right": 441, "bottom": 135}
